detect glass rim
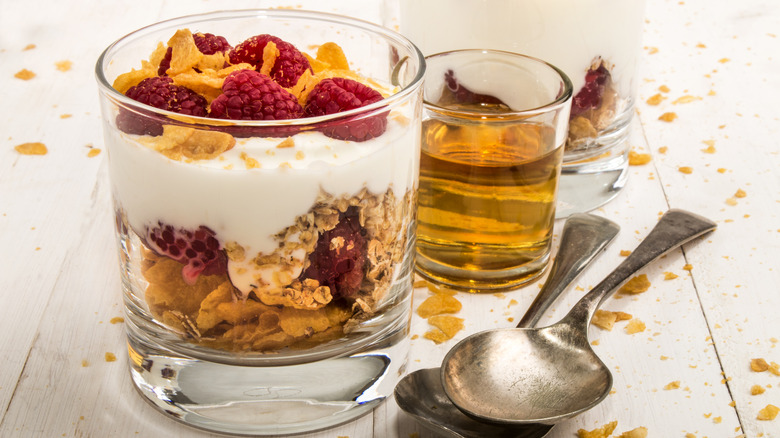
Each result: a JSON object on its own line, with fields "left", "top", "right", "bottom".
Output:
{"left": 94, "top": 8, "right": 426, "bottom": 127}
{"left": 422, "top": 48, "right": 573, "bottom": 118}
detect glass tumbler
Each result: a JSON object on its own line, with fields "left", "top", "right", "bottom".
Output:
{"left": 416, "top": 49, "right": 572, "bottom": 292}
{"left": 96, "top": 9, "right": 424, "bottom": 435}
{"left": 396, "top": 0, "right": 646, "bottom": 216}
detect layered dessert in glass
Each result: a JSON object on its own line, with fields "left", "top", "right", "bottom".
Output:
{"left": 96, "top": 10, "right": 424, "bottom": 435}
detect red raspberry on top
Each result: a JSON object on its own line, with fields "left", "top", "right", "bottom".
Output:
{"left": 229, "top": 34, "right": 312, "bottom": 88}
{"left": 145, "top": 222, "right": 227, "bottom": 285}
{"left": 209, "top": 69, "right": 303, "bottom": 121}
{"left": 303, "top": 77, "right": 387, "bottom": 142}
{"left": 117, "top": 76, "right": 208, "bottom": 136}
{"left": 158, "top": 32, "right": 232, "bottom": 76}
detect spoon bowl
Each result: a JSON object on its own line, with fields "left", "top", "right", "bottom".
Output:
{"left": 395, "top": 213, "right": 620, "bottom": 437}
{"left": 442, "top": 209, "right": 717, "bottom": 425}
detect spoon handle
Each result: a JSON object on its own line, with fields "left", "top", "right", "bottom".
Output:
{"left": 517, "top": 214, "right": 619, "bottom": 328}
{"left": 564, "top": 209, "right": 716, "bottom": 331}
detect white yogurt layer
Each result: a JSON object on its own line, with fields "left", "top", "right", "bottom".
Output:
{"left": 107, "top": 110, "right": 420, "bottom": 294}
{"left": 399, "top": 0, "right": 646, "bottom": 96}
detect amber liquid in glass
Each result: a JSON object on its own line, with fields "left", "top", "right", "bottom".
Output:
{"left": 416, "top": 103, "right": 563, "bottom": 288}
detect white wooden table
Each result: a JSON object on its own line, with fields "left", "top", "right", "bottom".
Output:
{"left": 1, "top": 1, "right": 778, "bottom": 437}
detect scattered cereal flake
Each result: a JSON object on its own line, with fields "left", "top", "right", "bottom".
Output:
{"left": 276, "top": 137, "right": 295, "bottom": 148}
{"left": 678, "top": 166, "right": 693, "bottom": 174}
{"left": 729, "top": 401, "right": 736, "bottom": 407}
{"left": 659, "top": 112, "right": 677, "bottom": 122}
{"left": 658, "top": 146, "right": 668, "bottom": 154}
{"left": 683, "top": 264, "right": 693, "bottom": 271}
{"left": 508, "top": 299, "right": 519, "bottom": 307}
{"left": 55, "top": 60, "right": 72, "bottom": 72}
{"left": 109, "top": 317, "right": 124, "bottom": 324}
{"left": 424, "top": 315, "right": 464, "bottom": 344}
{"left": 618, "top": 427, "right": 648, "bottom": 438}
{"left": 751, "top": 385, "right": 766, "bottom": 395}
{"left": 751, "top": 358, "right": 769, "bottom": 372}
{"left": 615, "top": 311, "right": 632, "bottom": 321}
{"left": 105, "top": 352, "right": 117, "bottom": 362}
{"left": 757, "top": 404, "right": 779, "bottom": 421}
{"left": 628, "top": 150, "right": 652, "bottom": 165}
{"left": 663, "top": 272, "right": 679, "bottom": 280}
{"left": 87, "top": 148, "right": 101, "bottom": 158}
{"left": 647, "top": 47, "right": 659, "bottom": 54}
{"left": 713, "top": 416, "right": 722, "bottom": 424}
{"left": 769, "top": 361, "right": 780, "bottom": 376}
{"left": 618, "top": 274, "right": 651, "bottom": 295}
{"left": 719, "top": 58, "right": 731, "bottom": 63}
{"left": 620, "top": 250, "right": 632, "bottom": 257}
{"left": 660, "top": 355, "right": 669, "bottom": 360}
{"left": 592, "top": 339, "right": 600, "bottom": 345}
{"left": 592, "top": 309, "right": 618, "bottom": 331}
{"left": 23, "top": 44, "right": 36, "bottom": 51}
{"left": 295, "top": 150, "right": 305, "bottom": 160}
{"left": 734, "top": 189, "right": 747, "bottom": 198}
{"left": 416, "top": 293, "right": 462, "bottom": 318}
{"left": 664, "top": 381, "right": 681, "bottom": 390}
{"left": 410, "top": 334, "right": 419, "bottom": 340}
{"left": 81, "top": 359, "right": 89, "bottom": 367}
{"left": 696, "top": 43, "right": 707, "bottom": 48}
{"left": 14, "top": 142, "right": 47, "bottom": 155}
{"left": 626, "top": 319, "right": 646, "bottom": 334}
{"left": 673, "top": 95, "right": 702, "bottom": 104}
{"left": 60, "top": 114, "right": 72, "bottom": 119}
{"left": 577, "top": 420, "right": 618, "bottom": 438}
{"left": 685, "top": 434, "right": 697, "bottom": 438}
{"left": 14, "top": 69, "right": 35, "bottom": 80}
{"left": 659, "top": 85, "right": 670, "bottom": 93}
{"left": 646, "top": 93, "right": 665, "bottom": 105}
{"left": 725, "top": 197, "right": 738, "bottom": 206}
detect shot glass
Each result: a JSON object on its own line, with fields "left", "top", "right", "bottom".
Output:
{"left": 95, "top": 10, "right": 424, "bottom": 435}
{"left": 415, "top": 49, "right": 572, "bottom": 292}
{"left": 395, "top": 0, "right": 646, "bottom": 216}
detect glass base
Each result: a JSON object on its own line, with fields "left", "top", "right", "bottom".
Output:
{"left": 125, "top": 313, "right": 410, "bottom": 436}
{"left": 556, "top": 141, "right": 629, "bottom": 219}
{"left": 414, "top": 248, "right": 550, "bottom": 293}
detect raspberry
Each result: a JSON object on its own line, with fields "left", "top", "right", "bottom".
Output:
{"left": 145, "top": 222, "right": 226, "bottom": 284}
{"left": 158, "top": 32, "right": 231, "bottom": 76}
{"left": 302, "top": 208, "right": 367, "bottom": 299}
{"left": 303, "top": 77, "right": 387, "bottom": 142}
{"left": 439, "top": 69, "right": 508, "bottom": 108}
{"left": 571, "top": 62, "right": 611, "bottom": 117}
{"left": 229, "top": 34, "right": 312, "bottom": 88}
{"left": 116, "top": 76, "right": 208, "bottom": 136}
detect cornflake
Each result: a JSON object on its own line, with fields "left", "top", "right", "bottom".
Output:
{"left": 646, "top": 93, "right": 665, "bottom": 105}
{"left": 628, "top": 150, "right": 651, "bottom": 165}
{"left": 424, "top": 315, "right": 464, "bottom": 344}
{"left": 55, "top": 60, "right": 73, "bottom": 72}
{"left": 750, "top": 358, "right": 769, "bottom": 372}
{"left": 751, "top": 385, "right": 766, "bottom": 395}
{"left": 14, "top": 142, "right": 48, "bottom": 155}
{"left": 618, "top": 274, "right": 651, "bottom": 295}
{"left": 619, "top": 426, "right": 648, "bottom": 438}
{"left": 664, "top": 380, "right": 681, "bottom": 390}
{"left": 416, "top": 293, "right": 462, "bottom": 318}
{"left": 577, "top": 421, "right": 618, "bottom": 438}
{"left": 757, "top": 404, "right": 779, "bottom": 421}
{"left": 678, "top": 166, "right": 693, "bottom": 174}
{"left": 663, "top": 272, "right": 679, "bottom": 280}
{"left": 14, "top": 69, "right": 35, "bottom": 80}
{"left": 626, "top": 318, "right": 646, "bottom": 334}
{"left": 659, "top": 112, "right": 677, "bottom": 122}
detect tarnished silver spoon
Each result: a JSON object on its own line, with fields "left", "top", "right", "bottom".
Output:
{"left": 442, "top": 209, "right": 716, "bottom": 426}
{"left": 395, "top": 213, "right": 620, "bottom": 438}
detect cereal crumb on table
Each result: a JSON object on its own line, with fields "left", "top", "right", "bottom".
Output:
{"left": 678, "top": 166, "right": 693, "bottom": 174}
{"left": 626, "top": 318, "right": 646, "bottom": 334}
{"left": 658, "top": 146, "right": 668, "bottom": 154}
{"left": 751, "top": 385, "right": 766, "bottom": 395}
{"left": 110, "top": 317, "right": 124, "bottom": 324}
{"left": 423, "top": 315, "right": 464, "bottom": 344}
{"left": 751, "top": 358, "right": 769, "bottom": 372}
{"left": 659, "top": 85, "right": 670, "bottom": 93}
{"left": 757, "top": 404, "right": 779, "bottom": 421}
{"left": 646, "top": 93, "right": 664, "bottom": 105}
{"left": 683, "top": 264, "right": 693, "bottom": 271}
{"left": 664, "top": 380, "right": 680, "bottom": 390}
{"left": 416, "top": 293, "right": 462, "bottom": 318}
{"left": 620, "top": 250, "right": 631, "bottom": 256}
{"left": 577, "top": 420, "right": 617, "bottom": 438}
{"left": 55, "top": 60, "right": 73, "bottom": 71}
{"left": 628, "top": 150, "right": 651, "bottom": 165}
{"left": 734, "top": 188, "right": 747, "bottom": 198}
{"left": 14, "top": 69, "right": 36, "bottom": 80}
{"left": 14, "top": 142, "right": 47, "bottom": 155}
{"left": 87, "top": 148, "right": 102, "bottom": 158}
{"left": 618, "top": 274, "right": 651, "bottom": 295}
{"left": 672, "top": 95, "right": 702, "bottom": 104}
{"left": 618, "top": 426, "right": 648, "bottom": 438}
{"left": 104, "top": 352, "right": 117, "bottom": 362}
{"left": 81, "top": 360, "right": 89, "bottom": 367}
{"left": 663, "top": 272, "right": 679, "bottom": 280}
{"left": 23, "top": 43, "right": 36, "bottom": 51}
{"left": 658, "top": 112, "right": 677, "bottom": 122}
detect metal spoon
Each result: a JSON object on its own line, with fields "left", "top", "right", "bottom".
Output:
{"left": 395, "top": 213, "right": 620, "bottom": 438}
{"left": 441, "top": 209, "right": 717, "bottom": 426}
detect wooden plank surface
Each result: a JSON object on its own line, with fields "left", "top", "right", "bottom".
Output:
{"left": 0, "top": 0, "right": 777, "bottom": 437}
